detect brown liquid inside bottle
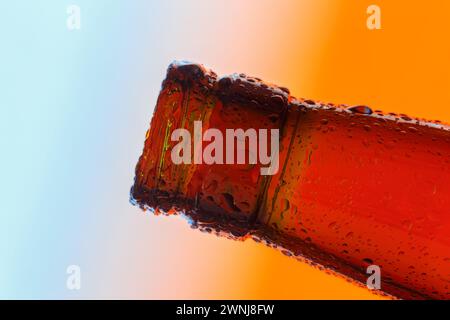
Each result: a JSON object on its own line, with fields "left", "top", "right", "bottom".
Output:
{"left": 131, "top": 62, "right": 450, "bottom": 300}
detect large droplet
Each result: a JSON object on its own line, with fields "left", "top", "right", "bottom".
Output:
{"left": 222, "top": 193, "right": 241, "bottom": 212}
{"left": 348, "top": 105, "right": 373, "bottom": 115}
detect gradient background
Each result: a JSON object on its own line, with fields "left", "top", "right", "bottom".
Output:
{"left": 1, "top": 0, "right": 449, "bottom": 299}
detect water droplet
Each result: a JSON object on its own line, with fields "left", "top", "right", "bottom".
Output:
{"left": 239, "top": 201, "right": 250, "bottom": 210}
{"left": 222, "top": 193, "right": 241, "bottom": 212}
{"left": 218, "top": 77, "right": 232, "bottom": 88}
{"left": 328, "top": 221, "right": 337, "bottom": 229}
{"left": 348, "top": 105, "right": 373, "bottom": 115}
{"left": 268, "top": 114, "right": 279, "bottom": 123}
{"left": 282, "top": 199, "right": 290, "bottom": 211}
{"left": 204, "top": 180, "right": 218, "bottom": 192}
{"left": 279, "top": 86, "right": 290, "bottom": 94}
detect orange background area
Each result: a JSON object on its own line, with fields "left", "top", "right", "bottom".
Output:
{"left": 291, "top": 1, "right": 450, "bottom": 124}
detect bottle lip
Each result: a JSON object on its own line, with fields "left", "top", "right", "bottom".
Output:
{"left": 165, "top": 60, "right": 291, "bottom": 114}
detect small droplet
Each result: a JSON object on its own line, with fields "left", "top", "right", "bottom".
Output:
{"left": 279, "top": 86, "right": 290, "bottom": 94}
{"left": 239, "top": 201, "right": 250, "bottom": 210}
{"left": 218, "top": 77, "right": 232, "bottom": 88}
{"left": 268, "top": 114, "right": 279, "bottom": 123}
{"left": 222, "top": 193, "right": 241, "bottom": 212}
{"left": 282, "top": 199, "right": 290, "bottom": 211}
{"left": 205, "top": 180, "right": 218, "bottom": 192}
{"left": 270, "top": 95, "right": 286, "bottom": 107}
{"left": 345, "top": 232, "right": 354, "bottom": 239}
